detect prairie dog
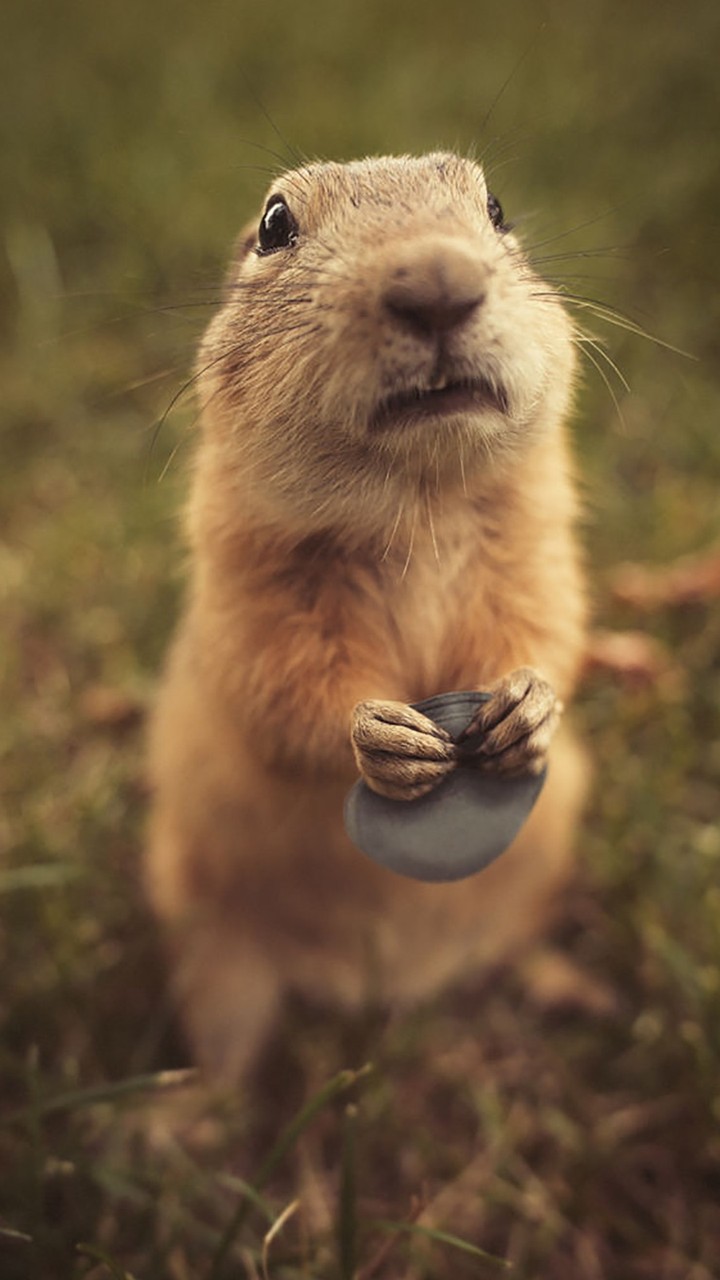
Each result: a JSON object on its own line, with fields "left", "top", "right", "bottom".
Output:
{"left": 146, "top": 152, "right": 589, "bottom": 1082}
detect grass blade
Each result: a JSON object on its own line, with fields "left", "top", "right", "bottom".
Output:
{"left": 261, "top": 1199, "right": 300, "bottom": 1280}
{"left": 338, "top": 1103, "right": 358, "bottom": 1280}
{"left": 76, "top": 1242, "right": 139, "bottom": 1279}
{"left": 0, "top": 1226, "right": 33, "bottom": 1244}
{"left": 3, "top": 1068, "right": 198, "bottom": 1125}
{"left": 0, "top": 863, "right": 83, "bottom": 893}
{"left": 370, "top": 1219, "right": 510, "bottom": 1269}
{"left": 207, "top": 1063, "right": 372, "bottom": 1280}
{"left": 215, "top": 1174, "right": 275, "bottom": 1226}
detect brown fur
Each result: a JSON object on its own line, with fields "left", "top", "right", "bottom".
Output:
{"left": 146, "top": 153, "right": 589, "bottom": 1082}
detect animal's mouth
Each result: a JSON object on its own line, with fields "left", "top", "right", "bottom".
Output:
{"left": 370, "top": 377, "right": 509, "bottom": 431}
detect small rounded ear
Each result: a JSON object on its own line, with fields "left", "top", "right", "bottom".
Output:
{"left": 221, "top": 216, "right": 259, "bottom": 299}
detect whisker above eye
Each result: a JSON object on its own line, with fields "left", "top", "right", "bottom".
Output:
{"left": 522, "top": 205, "right": 633, "bottom": 255}
{"left": 530, "top": 246, "right": 628, "bottom": 265}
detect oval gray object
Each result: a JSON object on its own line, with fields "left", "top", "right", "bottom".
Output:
{"left": 344, "top": 690, "right": 547, "bottom": 883}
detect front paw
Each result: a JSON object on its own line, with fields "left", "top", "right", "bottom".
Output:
{"left": 351, "top": 700, "right": 455, "bottom": 801}
{"left": 457, "top": 667, "right": 562, "bottom": 777}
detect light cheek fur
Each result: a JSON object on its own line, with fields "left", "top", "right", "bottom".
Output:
{"left": 147, "top": 152, "right": 590, "bottom": 1083}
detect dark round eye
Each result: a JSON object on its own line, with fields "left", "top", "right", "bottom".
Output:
{"left": 257, "top": 195, "right": 298, "bottom": 254}
{"left": 486, "top": 191, "right": 507, "bottom": 232}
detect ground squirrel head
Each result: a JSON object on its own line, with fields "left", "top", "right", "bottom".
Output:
{"left": 196, "top": 152, "right": 575, "bottom": 542}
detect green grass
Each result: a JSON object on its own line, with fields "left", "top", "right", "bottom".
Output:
{"left": 2, "top": 0, "right": 720, "bottom": 1276}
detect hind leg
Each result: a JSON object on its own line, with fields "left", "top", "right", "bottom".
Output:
{"left": 169, "top": 923, "right": 283, "bottom": 1085}
{"left": 146, "top": 796, "right": 284, "bottom": 1085}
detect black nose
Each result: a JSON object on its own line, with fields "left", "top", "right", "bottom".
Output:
{"left": 382, "top": 240, "right": 487, "bottom": 338}
{"left": 384, "top": 289, "right": 482, "bottom": 336}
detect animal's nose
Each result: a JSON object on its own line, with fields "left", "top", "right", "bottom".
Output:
{"left": 382, "top": 239, "right": 487, "bottom": 338}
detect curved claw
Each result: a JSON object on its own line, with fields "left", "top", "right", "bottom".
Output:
{"left": 457, "top": 667, "right": 562, "bottom": 777}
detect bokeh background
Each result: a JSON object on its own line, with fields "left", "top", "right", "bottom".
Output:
{"left": 2, "top": 1, "right": 720, "bottom": 1277}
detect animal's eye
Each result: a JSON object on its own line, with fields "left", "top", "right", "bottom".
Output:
{"left": 486, "top": 191, "right": 507, "bottom": 233}
{"left": 257, "top": 195, "right": 298, "bottom": 254}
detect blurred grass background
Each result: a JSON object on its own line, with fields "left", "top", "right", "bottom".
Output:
{"left": 1, "top": 0, "right": 720, "bottom": 1276}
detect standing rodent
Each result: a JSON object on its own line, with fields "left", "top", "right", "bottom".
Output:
{"left": 146, "top": 152, "right": 589, "bottom": 1083}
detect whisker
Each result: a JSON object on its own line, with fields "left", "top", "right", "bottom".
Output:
{"left": 482, "top": 152, "right": 522, "bottom": 187}
{"left": 531, "top": 246, "right": 628, "bottom": 265}
{"left": 229, "top": 162, "right": 291, "bottom": 181}
{"left": 425, "top": 488, "right": 441, "bottom": 567}
{"left": 540, "top": 291, "right": 695, "bottom": 358}
{"left": 541, "top": 276, "right": 625, "bottom": 295}
{"left": 235, "top": 135, "right": 298, "bottom": 173}
{"left": 477, "top": 29, "right": 543, "bottom": 141}
{"left": 156, "top": 417, "right": 198, "bottom": 483}
{"left": 576, "top": 331, "right": 631, "bottom": 393}
{"left": 459, "top": 445, "right": 468, "bottom": 498}
{"left": 381, "top": 501, "right": 404, "bottom": 563}
{"left": 522, "top": 205, "right": 633, "bottom": 255}
{"left": 145, "top": 343, "right": 249, "bottom": 468}
{"left": 578, "top": 339, "right": 626, "bottom": 430}
{"left": 477, "top": 133, "right": 524, "bottom": 182}
{"left": 100, "top": 365, "right": 182, "bottom": 401}
{"left": 400, "top": 503, "right": 417, "bottom": 581}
